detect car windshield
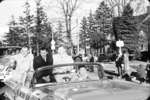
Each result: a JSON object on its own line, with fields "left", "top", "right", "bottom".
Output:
{"left": 33, "top": 62, "right": 104, "bottom": 86}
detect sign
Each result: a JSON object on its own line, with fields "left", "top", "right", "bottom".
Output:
{"left": 51, "top": 39, "right": 55, "bottom": 50}
{"left": 116, "top": 40, "right": 124, "bottom": 47}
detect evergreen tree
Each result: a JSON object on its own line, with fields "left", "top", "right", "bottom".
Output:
{"left": 113, "top": 3, "right": 139, "bottom": 52}
{"left": 35, "top": 5, "right": 52, "bottom": 51}
{"left": 79, "top": 2, "right": 112, "bottom": 52}
{"left": 5, "top": 16, "right": 21, "bottom": 46}
{"left": 85, "top": 2, "right": 112, "bottom": 51}
{"left": 95, "top": 1, "right": 112, "bottom": 36}
{"left": 5, "top": 1, "right": 53, "bottom": 54}
{"left": 18, "top": 1, "right": 35, "bottom": 47}
{"left": 122, "top": 3, "right": 133, "bottom": 17}
{"left": 94, "top": 1, "right": 112, "bottom": 50}
{"left": 54, "top": 21, "right": 65, "bottom": 49}
{"left": 87, "top": 11, "right": 96, "bottom": 48}
{"left": 80, "top": 17, "right": 88, "bottom": 49}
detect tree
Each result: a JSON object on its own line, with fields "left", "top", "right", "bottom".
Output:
{"left": 80, "top": 17, "right": 88, "bottom": 49}
{"left": 5, "top": 16, "right": 21, "bottom": 46}
{"left": 87, "top": 11, "right": 96, "bottom": 47}
{"left": 36, "top": 6, "right": 53, "bottom": 51}
{"left": 58, "top": 0, "right": 79, "bottom": 47}
{"left": 18, "top": 1, "right": 35, "bottom": 47}
{"left": 5, "top": 1, "right": 35, "bottom": 47}
{"left": 94, "top": 1, "right": 112, "bottom": 51}
{"left": 35, "top": 0, "right": 53, "bottom": 54}
{"left": 54, "top": 21, "right": 65, "bottom": 49}
{"left": 5, "top": 1, "right": 53, "bottom": 55}
{"left": 105, "top": 0, "right": 129, "bottom": 17}
{"left": 122, "top": 3, "right": 133, "bottom": 17}
{"left": 113, "top": 3, "right": 139, "bottom": 52}
{"left": 105, "top": 0, "right": 144, "bottom": 17}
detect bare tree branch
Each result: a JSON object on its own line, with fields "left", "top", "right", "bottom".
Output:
{"left": 57, "top": 0, "right": 79, "bottom": 46}
{"left": 105, "top": 0, "right": 141, "bottom": 17}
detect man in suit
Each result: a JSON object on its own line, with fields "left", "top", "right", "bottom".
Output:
{"left": 33, "top": 47, "right": 56, "bottom": 83}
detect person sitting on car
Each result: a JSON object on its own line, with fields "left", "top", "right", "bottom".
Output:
{"left": 78, "top": 67, "right": 89, "bottom": 80}
{"left": 53, "top": 46, "right": 74, "bottom": 82}
{"left": 71, "top": 66, "right": 89, "bottom": 81}
{"left": 73, "top": 55, "right": 84, "bottom": 71}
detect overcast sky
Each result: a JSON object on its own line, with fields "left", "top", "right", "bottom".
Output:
{"left": 0, "top": 0, "right": 149, "bottom": 41}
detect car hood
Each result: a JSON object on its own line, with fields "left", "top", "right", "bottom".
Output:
{"left": 37, "top": 80, "right": 149, "bottom": 100}
{"left": 70, "top": 87, "right": 149, "bottom": 100}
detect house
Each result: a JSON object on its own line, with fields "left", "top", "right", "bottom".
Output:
{"left": 113, "top": 5, "right": 150, "bottom": 56}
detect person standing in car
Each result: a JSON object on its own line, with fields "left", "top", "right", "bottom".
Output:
{"left": 3, "top": 46, "right": 34, "bottom": 100}
{"left": 5, "top": 47, "right": 34, "bottom": 85}
{"left": 33, "top": 47, "right": 56, "bottom": 83}
{"left": 53, "top": 46, "right": 74, "bottom": 82}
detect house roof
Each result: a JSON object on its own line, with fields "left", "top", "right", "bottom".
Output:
{"left": 113, "top": 12, "right": 150, "bottom": 39}
{"left": 113, "top": 12, "right": 150, "bottom": 51}
{"left": 137, "top": 13, "right": 150, "bottom": 38}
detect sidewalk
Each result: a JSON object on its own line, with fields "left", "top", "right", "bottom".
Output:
{"left": 102, "top": 60, "right": 148, "bottom": 74}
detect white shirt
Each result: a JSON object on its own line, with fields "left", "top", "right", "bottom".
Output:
{"left": 14, "top": 53, "right": 33, "bottom": 73}
{"left": 5, "top": 53, "right": 33, "bottom": 85}
{"left": 53, "top": 53, "right": 74, "bottom": 73}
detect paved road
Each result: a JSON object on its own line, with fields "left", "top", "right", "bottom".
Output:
{"left": 102, "top": 61, "right": 148, "bottom": 72}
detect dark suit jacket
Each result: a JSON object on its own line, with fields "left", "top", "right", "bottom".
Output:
{"left": 33, "top": 53, "right": 56, "bottom": 83}
{"left": 33, "top": 54, "right": 53, "bottom": 71}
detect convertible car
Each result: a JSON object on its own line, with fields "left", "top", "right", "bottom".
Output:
{"left": 3, "top": 62, "right": 150, "bottom": 100}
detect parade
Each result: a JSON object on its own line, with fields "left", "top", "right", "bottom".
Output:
{"left": 0, "top": 0, "right": 150, "bottom": 100}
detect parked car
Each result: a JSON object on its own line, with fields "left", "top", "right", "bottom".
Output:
{"left": 3, "top": 62, "right": 150, "bottom": 100}
{"left": 0, "top": 53, "right": 16, "bottom": 100}
{"left": 0, "top": 55, "right": 14, "bottom": 81}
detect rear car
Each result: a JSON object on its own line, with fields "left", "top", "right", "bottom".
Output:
{"left": 3, "top": 62, "right": 150, "bottom": 100}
